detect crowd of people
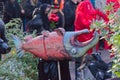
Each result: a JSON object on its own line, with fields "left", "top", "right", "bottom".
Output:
{"left": 0, "top": 0, "right": 120, "bottom": 80}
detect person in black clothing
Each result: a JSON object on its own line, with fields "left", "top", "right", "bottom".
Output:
{"left": 39, "top": 0, "right": 61, "bottom": 5}
{"left": 50, "top": 2, "right": 71, "bottom": 80}
{"left": 0, "top": 19, "right": 8, "bottom": 43}
{"left": 23, "top": 0, "right": 41, "bottom": 22}
{"left": 27, "top": 3, "right": 71, "bottom": 80}
{"left": 34, "top": 4, "right": 58, "bottom": 80}
{"left": 0, "top": 19, "right": 11, "bottom": 60}
{"left": 63, "top": 0, "right": 82, "bottom": 80}
{"left": 39, "top": 0, "right": 53, "bottom": 4}
{"left": 3, "top": 0, "right": 22, "bottom": 23}
{"left": 27, "top": 3, "right": 58, "bottom": 80}
{"left": 22, "top": 0, "right": 41, "bottom": 31}
{"left": 26, "top": 13, "right": 44, "bottom": 35}
{"left": 0, "top": 0, "right": 7, "bottom": 3}
{"left": 24, "top": 0, "right": 41, "bottom": 18}
{"left": 65, "top": 0, "right": 70, "bottom": 2}
{"left": 0, "top": 1, "right": 4, "bottom": 18}
{"left": 63, "top": 0, "right": 79, "bottom": 31}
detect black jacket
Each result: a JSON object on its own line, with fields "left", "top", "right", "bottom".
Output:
{"left": 63, "top": 0, "right": 78, "bottom": 31}
{"left": 39, "top": 0, "right": 61, "bottom": 5}
{"left": 27, "top": 4, "right": 65, "bottom": 34}
{"left": 56, "top": 11, "right": 64, "bottom": 28}
{"left": 26, "top": 4, "right": 50, "bottom": 34}
{"left": 0, "top": 0, "right": 7, "bottom": 3}
{"left": 27, "top": 14, "right": 44, "bottom": 35}
{"left": 23, "top": 0, "right": 41, "bottom": 22}
{"left": 39, "top": 0, "right": 53, "bottom": 4}
{"left": 3, "top": 0, "right": 21, "bottom": 23}
{"left": 0, "top": 24, "right": 7, "bottom": 42}
{"left": 27, "top": 4, "right": 71, "bottom": 80}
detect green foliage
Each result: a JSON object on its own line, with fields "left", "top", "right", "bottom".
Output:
{"left": 5, "top": 18, "right": 36, "bottom": 47}
{"left": 0, "top": 18, "right": 38, "bottom": 80}
{"left": 50, "top": 21, "right": 56, "bottom": 30}
{"left": 0, "top": 54, "right": 38, "bottom": 80}
{"left": 5, "top": 18, "right": 24, "bottom": 48}
{"left": 90, "top": 3, "right": 120, "bottom": 77}
{"left": 104, "top": 2, "right": 115, "bottom": 14}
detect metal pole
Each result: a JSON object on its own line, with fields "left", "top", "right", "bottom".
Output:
{"left": 57, "top": 61, "right": 61, "bottom": 80}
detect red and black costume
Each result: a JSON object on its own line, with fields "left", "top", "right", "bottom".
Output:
{"left": 74, "top": 0, "right": 109, "bottom": 54}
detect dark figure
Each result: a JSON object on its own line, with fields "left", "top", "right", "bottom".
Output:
{"left": 27, "top": 0, "right": 65, "bottom": 34}
{"left": 88, "top": 53, "right": 112, "bottom": 80}
{"left": 0, "top": 1, "right": 4, "bottom": 12}
{"left": 27, "top": 3, "right": 71, "bottom": 80}
{"left": 63, "top": 0, "right": 82, "bottom": 80}
{"left": 39, "top": 0, "right": 53, "bottom": 4}
{"left": 35, "top": 4, "right": 58, "bottom": 80}
{"left": 3, "top": 0, "right": 22, "bottom": 23}
{"left": 65, "top": 0, "right": 70, "bottom": 2}
{"left": 22, "top": 0, "right": 41, "bottom": 31}
{"left": 23, "top": 0, "right": 41, "bottom": 22}
{"left": 26, "top": 14, "right": 44, "bottom": 35}
{"left": 0, "top": 20, "right": 7, "bottom": 43}
{"left": 0, "top": 0, "right": 7, "bottom": 3}
{"left": 39, "top": 0, "right": 61, "bottom": 5}
{"left": 49, "top": 2, "right": 71, "bottom": 80}
{"left": 0, "top": 20, "right": 11, "bottom": 60}
{"left": 0, "top": 2, "right": 4, "bottom": 18}
{"left": 63, "top": 0, "right": 78, "bottom": 31}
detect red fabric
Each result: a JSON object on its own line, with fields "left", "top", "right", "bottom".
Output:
{"left": 110, "top": 53, "right": 115, "bottom": 58}
{"left": 51, "top": 5, "right": 60, "bottom": 9}
{"left": 74, "top": 0, "right": 109, "bottom": 54}
{"left": 106, "top": 0, "right": 120, "bottom": 15}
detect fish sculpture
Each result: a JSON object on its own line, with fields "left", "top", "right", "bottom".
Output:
{"left": 12, "top": 28, "right": 99, "bottom": 60}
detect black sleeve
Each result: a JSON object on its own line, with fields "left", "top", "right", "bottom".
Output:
{"left": 24, "top": 1, "right": 41, "bottom": 20}
{"left": 92, "top": 54, "right": 103, "bottom": 62}
{"left": 4, "top": 2, "right": 12, "bottom": 18}
{"left": 14, "top": 1, "right": 22, "bottom": 18}
{"left": 56, "top": 11, "right": 65, "bottom": 28}
{"left": 0, "top": 24, "right": 8, "bottom": 42}
{"left": 3, "top": 2, "right": 13, "bottom": 23}
{"left": 62, "top": 2, "right": 75, "bottom": 31}
{"left": 24, "top": 4, "right": 34, "bottom": 19}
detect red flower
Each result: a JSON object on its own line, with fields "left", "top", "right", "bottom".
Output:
{"left": 49, "top": 14, "right": 59, "bottom": 22}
